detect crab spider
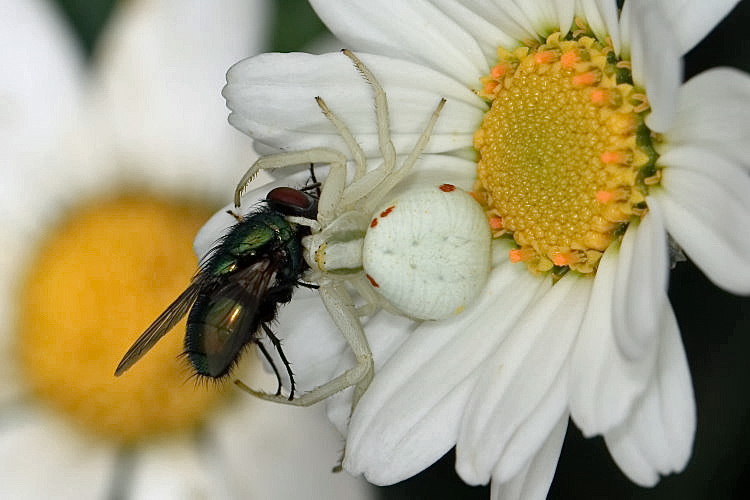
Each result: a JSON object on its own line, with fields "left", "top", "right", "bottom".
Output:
{"left": 233, "top": 49, "right": 490, "bottom": 408}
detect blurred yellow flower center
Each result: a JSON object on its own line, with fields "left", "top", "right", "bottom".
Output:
{"left": 474, "top": 28, "right": 659, "bottom": 274}
{"left": 18, "top": 196, "right": 231, "bottom": 444}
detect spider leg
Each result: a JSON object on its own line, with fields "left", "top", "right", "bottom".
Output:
{"left": 317, "top": 281, "right": 374, "bottom": 408}
{"left": 361, "top": 98, "right": 446, "bottom": 216}
{"left": 235, "top": 281, "right": 373, "bottom": 409}
{"left": 225, "top": 209, "right": 242, "bottom": 222}
{"left": 350, "top": 273, "right": 391, "bottom": 317}
{"left": 315, "top": 155, "right": 350, "bottom": 227}
{"left": 333, "top": 53, "right": 446, "bottom": 213}
{"left": 285, "top": 215, "right": 321, "bottom": 232}
{"left": 234, "top": 149, "right": 347, "bottom": 208}
{"left": 342, "top": 49, "right": 396, "bottom": 178}
{"left": 338, "top": 159, "right": 392, "bottom": 211}
{"left": 302, "top": 210, "right": 367, "bottom": 273}
{"left": 333, "top": 50, "right": 399, "bottom": 211}
{"left": 316, "top": 97, "right": 367, "bottom": 181}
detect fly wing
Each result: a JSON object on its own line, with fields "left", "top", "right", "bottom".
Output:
{"left": 185, "top": 259, "right": 278, "bottom": 378}
{"left": 114, "top": 282, "right": 203, "bottom": 376}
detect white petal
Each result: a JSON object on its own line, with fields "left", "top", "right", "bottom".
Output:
{"left": 224, "top": 52, "right": 484, "bottom": 157}
{"left": 458, "top": 0, "right": 540, "bottom": 42}
{"left": 553, "top": 0, "right": 576, "bottom": 35}
{"left": 326, "top": 309, "right": 418, "bottom": 435}
{"left": 665, "top": 67, "right": 750, "bottom": 172}
{"left": 618, "top": 0, "right": 632, "bottom": 56}
{"left": 569, "top": 243, "right": 658, "bottom": 436}
{"left": 604, "top": 306, "right": 695, "bottom": 487}
{"left": 429, "top": 0, "right": 520, "bottom": 62}
{"left": 489, "top": 369, "right": 568, "bottom": 482}
{"left": 456, "top": 273, "right": 590, "bottom": 484}
{"left": 612, "top": 201, "right": 669, "bottom": 361}
{"left": 0, "top": 410, "right": 114, "bottom": 499}
{"left": 624, "top": 0, "right": 682, "bottom": 133}
{"left": 652, "top": 0, "right": 740, "bottom": 54}
{"left": 0, "top": 0, "right": 86, "bottom": 236}
{"left": 349, "top": 375, "right": 473, "bottom": 486}
{"left": 207, "top": 396, "right": 375, "bottom": 499}
{"left": 310, "top": 0, "right": 489, "bottom": 86}
{"left": 653, "top": 146, "right": 750, "bottom": 295}
{"left": 0, "top": 346, "right": 22, "bottom": 406}
{"left": 344, "top": 255, "right": 548, "bottom": 485}
{"left": 0, "top": 0, "right": 88, "bottom": 411}
{"left": 92, "top": 0, "right": 270, "bottom": 200}
{"left": 578, "top": 0, "right": 621, "bottom": 54}
{"left": 518, "top": 0, "right": 574, "bottom": 36}
{"left": 490, "top": 414, "right": 568, "bottom": 500}
{"left": 130, "top": 438, "right": 223, "bottom": 499}
{"left": 0, "top": 0, "right": 84, "bottom": 162}
{"left": 388, "top": 154, "right": 482, "bottom": 192}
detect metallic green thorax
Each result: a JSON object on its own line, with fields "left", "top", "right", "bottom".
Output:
{"left": 206, "top": 208, "right": 306, "bottom": 281}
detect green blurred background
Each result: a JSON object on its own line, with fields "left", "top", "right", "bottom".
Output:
{"left": 53, "top": 0, "right": 750, "bottom": 498}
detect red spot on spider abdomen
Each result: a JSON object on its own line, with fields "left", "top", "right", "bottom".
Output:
{"left": 380, "top": 205, "right": 395, "bottom": 217}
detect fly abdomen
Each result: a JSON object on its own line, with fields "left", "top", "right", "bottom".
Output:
{"left": 184, "top": 259, "right": 276, "bottom": 379}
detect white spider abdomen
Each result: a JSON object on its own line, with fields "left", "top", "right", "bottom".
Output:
{"left": 362, "top": 184, "right": 491, "bottom": 320}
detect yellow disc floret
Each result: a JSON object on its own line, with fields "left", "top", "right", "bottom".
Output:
{"left": 18, "top": 195, "right": 231, "bottom": 444}
{"left": 474, "top": 27, "right": 659, "bottom": 274}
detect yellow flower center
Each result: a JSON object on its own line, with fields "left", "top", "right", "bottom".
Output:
{"left": 18, "top": 195, "right": 231, "bottom": 444}
{"left": 474, "top": 28, "right": 659, "bottom": 274}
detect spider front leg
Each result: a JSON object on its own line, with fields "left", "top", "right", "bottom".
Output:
{"left": 358, "top": 97, "right": 446, "bottom": 216}
{"left": 234, "top": 148, "right": 348, "bottom": 209}
{"left": 342, "top": 49, "right": 396, "bottom": 174}
{"left": 235, "top": 281, "right": 373, "bottom": 408}
{"left": 319, "top": 280, "right": 374, "bottom": 408}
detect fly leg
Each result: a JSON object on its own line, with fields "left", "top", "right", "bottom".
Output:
{"left": 262, "top": 323, "right": 296, "bottom": 400}
{"left": 236, "top": 281, "right": 373, "bottom": 410}
{"left": 254, "top": 337, "right": 284, "bottom": 396}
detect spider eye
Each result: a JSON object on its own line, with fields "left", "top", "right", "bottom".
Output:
{"left": 266, "top": 187, "right": 317, "bottom": 217}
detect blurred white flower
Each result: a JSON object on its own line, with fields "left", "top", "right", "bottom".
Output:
{"left": 212, "top": 0, "right": 750, "bottom": 498}
{"left": 0, "top": 0, "right": 374, "bottom": 498}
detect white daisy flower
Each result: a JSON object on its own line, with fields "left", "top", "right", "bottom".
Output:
{"left": 214, "top": 0, "right": 750, "bottom": 497}
{"left": 0, "top": 0, "right": 374, "bottom": 498}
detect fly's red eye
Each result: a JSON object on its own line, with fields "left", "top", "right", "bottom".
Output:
{"left": 266, "top": 187, "right": 317, "bottom": 217}
{"left": 267, "top": 187, "right": 310, "bottom": 208}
